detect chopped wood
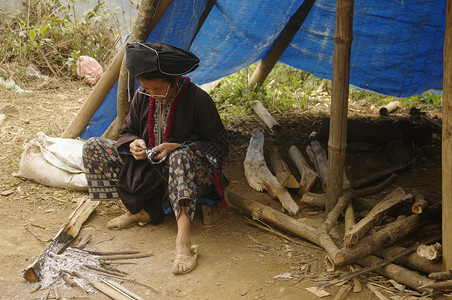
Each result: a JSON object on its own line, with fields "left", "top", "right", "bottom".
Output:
{"left": 243, "top": 131, "right": 300, "bottom": 215}
{"left": 322, "top": 235, "right": 440, "bottom": 288}
{"left": 328, "top": 204, "right": 441, "bottom": 271}
{"left": 91, "top": 281, "right": 137, "bottom": 300}
{"left": 378, "top": 244, "right": 442, "bottom": 274}
{"left": 269, "top": 145, "right": 300, "bottom": 188}
{"left": 250, "top": 100, "right": 281, "bottom": 132}
{"left": 288, "top": 145, "right": 319, "bottom": 195}
{"left": 308, "top": 140, "right": 329, "bottom": 191}
{"left": 350, "top": 162, "right": 410, "bottom": 189}
{"left": 333, "top": 284, "right": 352, "bottom": 300}
{"left": 428, "top": 270, "right": 452, "bottom": 281}
{"left": 417, "top": 242, "right": 442, "bottom": 261}
{"left": 306, "top": 286, "right": 330, "bottom": 297}
{"left": 344, "top": 187, "right": 411, "bottom": 247}
{"left": 344, "top": 201, "right": 355, "bottom": 234}
{"left": 379, "top": 101, "right": 400, "bottom": 117}
{"left": 227, "top": 191, "right": 319, "bottom": 245}
{"left": 349, "top": 266, "right": 362, "bottom": 293}
{"left": 101, "top": 279, "right": 145, "bottom": 300}
{"left": 367, "top": 283, "right": 390, "bottom": 300}
{"left": 420, "top": 279, "right": 452, "bottom": 292}
{"left": 411, "top": 191, "right": 429, "bottom": 214}
{"left": 23, "top": 197, "right": 99, "bottom": 282}
{"left": 359, "top": 256, "right": 434, "bottom": 294}
{"left": 319, "top": 175, "right": 398, "bottom": 267}
{"left": 300, "top": 192, "right": 326, "bottom": 207}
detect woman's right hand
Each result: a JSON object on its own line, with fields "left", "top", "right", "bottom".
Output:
{"left": 129, "top": 139, "right": 147, "bottom": 160}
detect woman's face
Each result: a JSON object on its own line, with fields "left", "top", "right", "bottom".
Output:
{"left": 138, "top": 78, "right": 178, "bottom": 102}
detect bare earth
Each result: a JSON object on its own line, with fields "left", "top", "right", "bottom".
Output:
{"left": 0, "top": 75, "right": 445, "bottom": 299}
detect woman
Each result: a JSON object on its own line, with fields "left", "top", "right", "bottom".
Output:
{"left": 82, "top": 42, "right": 228, "bottom": 275}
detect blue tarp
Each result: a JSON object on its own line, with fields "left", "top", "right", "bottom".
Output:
{"left": 80, "top": 0, "right": 446, "bottom": 139}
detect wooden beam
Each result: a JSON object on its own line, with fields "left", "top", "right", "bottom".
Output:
{"left": 226, "top": 191, "right": 318, "bottom": 245}
{"left": 326, "top": 0, "right": 354, "bottom": 212}
{"left": 189, "top": 0, "right": 217, "bottom": 48}
{"left": 443, "top": 0, "right": 452, "bottom": 271}
{"left": 103, "top": 0, "right": 174, "bottom": 140}
{"left": 248, "top": 0, "right": 316, "bottom": 88}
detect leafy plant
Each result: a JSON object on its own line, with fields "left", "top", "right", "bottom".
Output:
{"left": 0, "top": 0, "right": 119, "bottom": 78}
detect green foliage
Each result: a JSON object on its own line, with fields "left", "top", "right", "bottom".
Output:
{"left": 210, "top": 63, "right": 323, "bottom": 117}
{"left": 0, "top": 0, "right": 119, "bottom": 77}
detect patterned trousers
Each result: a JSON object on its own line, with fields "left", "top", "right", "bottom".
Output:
{"left": 82, "top": 137, "right": 217, "bottom": 221}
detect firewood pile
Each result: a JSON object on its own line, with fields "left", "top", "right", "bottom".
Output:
{"left": 229, "top": 101, "right": 447, "bottom": 298}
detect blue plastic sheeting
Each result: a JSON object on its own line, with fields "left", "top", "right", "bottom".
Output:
{"left": 80, "top": 0, "right": 446, "bottom": 139}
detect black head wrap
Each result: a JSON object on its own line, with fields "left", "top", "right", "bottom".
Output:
{"left": 125, "top": 42, "right": 200, "bottom": 77}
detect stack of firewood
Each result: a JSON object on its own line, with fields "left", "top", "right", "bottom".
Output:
{"left": 230, "top": 101, "right": 444, "bottom": 297}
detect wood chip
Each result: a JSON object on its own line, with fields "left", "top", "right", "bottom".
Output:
{"left": 306, "top": 287, "right": 330, "bottom": 297}
{"left": 333, "top": 284, "right": 352, "bottom": 300}
{"left": 367, "top": 283, "right": 390, "bottom": 300}
{"left": 0, "top": 190, "right": 14, "bottom": 196}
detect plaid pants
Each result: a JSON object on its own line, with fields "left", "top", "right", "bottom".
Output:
{"left": 82, "top": 137, "right": 217, "bottom": 221}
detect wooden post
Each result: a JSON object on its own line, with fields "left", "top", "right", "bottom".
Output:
{"left": 104, "top": 0, "right": 174, "bottom": 140}
{"left": 189, "top": 0, "right": 217, "bottom": 47}
{"left": 443, "top": 0, "right": 452, "bottom": 271}
{"left": 326, "top": 0, "right": 354, "bottom": 212}
{"left": 248, "top": 0, "right": 316, "bottom": 88}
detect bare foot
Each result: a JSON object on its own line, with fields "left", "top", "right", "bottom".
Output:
{"left": 106, "top": 209, "right": 151, "bottom": 230}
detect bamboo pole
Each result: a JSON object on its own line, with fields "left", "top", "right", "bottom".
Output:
{"left": 104, "top": 0, "right": 174, "bottom": 140}
{"left": 189, "top": 0, "right": 217, "bottom": 47}
{"left": 326, "top": 0, "right": 354, "bottom": 212}
{"left": 443, "top": 0, "right": 452, "bottom": 271}
{"left": 248, "top": 0, "right": 316, "bottom": 88}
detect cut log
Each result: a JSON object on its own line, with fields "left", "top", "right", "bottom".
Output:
{"left": 23, "top": 197, "right": 99, "bottom": 282}
{"left": 429, "top": 270, "right": 452, "bottom": 281}
{"left": 411, "top": 191, "right": 429, "bottom": 214}
{"left": 308, "top": 140, "right": 328, "bottom": 191}
{"left": 343, "top": 187, "right": 411, "bottom": 247}
{"left": 288, "top": 145, "right": 318, "bottom": 195}
{"left": 300, "top": 192, "right": 326, "bottom": 207}
{"left": 378, "top": 245, "right": 442, "bottom": 274}
{"left": 417, "top": 242, "right": 442, "bottom": 261}
{"left": 269, "top": 145, "right": 300, "bottom": 188}
{"left": 226, "top": 191, "right": 318, "bottom": 245}
{"left": 250, "top": 101, "right": 281, "bottom": 132}
{"left": 327, "top": 203, "right": 441, "bottom": 271}
{"left": 244, "top": 131, "right": 299, "bottom": 215}
{"left": 318, "top": 174, "right": 397, "bottom": 266}
{"left": 379, "top": 101, "right": 400, "bottom": 117}
{"left": 358, "top": 256, "right": 434, "bottom": 294}
{"left": 350, "top": 162, "right": 411, "bottom": 189}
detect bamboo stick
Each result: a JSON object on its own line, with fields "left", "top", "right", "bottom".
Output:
{"left": 443, "top": 0, "right": 452, "bottom": 270}
{"left": 248, "top": 0, "right": 316, "bottom": 88}
{"left": 326, "top": 0, "right": 354, "bottom": 212}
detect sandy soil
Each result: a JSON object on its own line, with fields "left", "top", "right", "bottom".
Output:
{"left": 0, "top": 75, "right": 446, "bottom": 299}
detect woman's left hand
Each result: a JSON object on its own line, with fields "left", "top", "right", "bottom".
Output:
{"left": 151, "top": 142, "right": 181, "bottom": 161}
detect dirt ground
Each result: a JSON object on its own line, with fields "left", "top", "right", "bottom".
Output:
{"left": 0, "top": 75, "right": 446, "bottom": 299}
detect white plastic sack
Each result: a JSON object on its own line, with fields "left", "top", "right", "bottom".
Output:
{"left": 18, "top": 132, "right": 88, "bottom": 191}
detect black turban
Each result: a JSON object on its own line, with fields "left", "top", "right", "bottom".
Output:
{"left": 125, "top": 42, "right": 200, "bottom": 77}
